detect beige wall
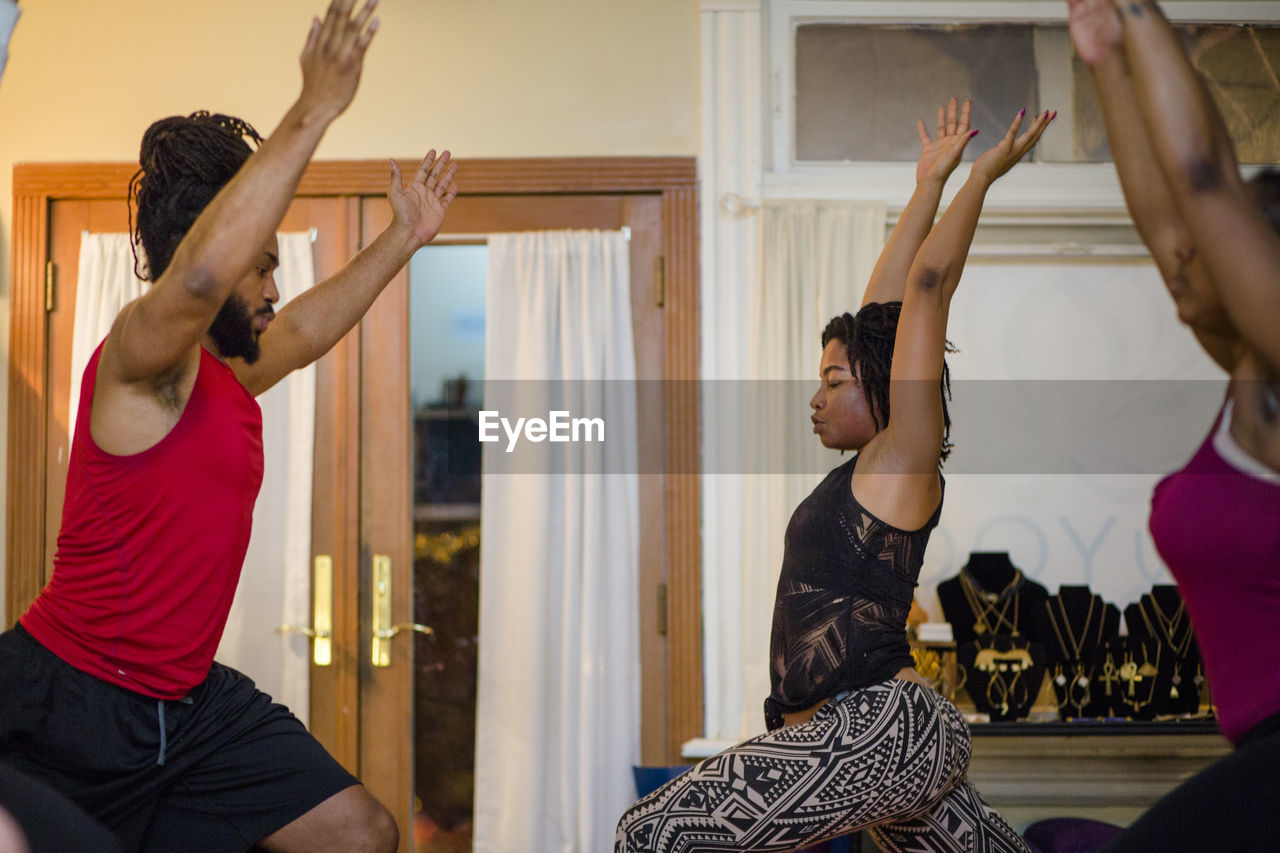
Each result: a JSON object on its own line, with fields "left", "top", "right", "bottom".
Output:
{"left": 0, "top": 0, "right": 700, "bottom": 618}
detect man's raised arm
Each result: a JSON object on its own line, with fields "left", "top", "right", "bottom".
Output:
{"left": 107, "top": 0, "right": 380, "bottom": 385}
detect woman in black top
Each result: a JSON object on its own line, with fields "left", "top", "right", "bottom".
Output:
{"left": 616, "top": 102, "right": 1051, "bottom": 852}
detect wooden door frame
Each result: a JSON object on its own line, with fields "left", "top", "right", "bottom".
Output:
{"left": 8, "top": 156, "right": 703, "bottom": 763}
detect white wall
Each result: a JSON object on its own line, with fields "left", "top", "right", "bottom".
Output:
{"left": 921, "top": 259, "right": 1225, "bottom": 614}
{"left": 0, "top": 0, "right": 701, "bottom": 619}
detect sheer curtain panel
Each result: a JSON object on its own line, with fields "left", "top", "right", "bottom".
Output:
{"left": 474, "top": 230, "right": 641, "bottom": 853}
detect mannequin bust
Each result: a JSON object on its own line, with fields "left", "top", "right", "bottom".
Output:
{"left": 1097, "top": 635, "right": 1175, "bottom": 720}
{"left": 1036, "top": 585, "right": 1121, "bottom": 719}
{"left": 937, "top": 552, "right": 1048, "bottom": 645}
{"left": 1123, "top": 584, "right": 1202, "bottom": 715}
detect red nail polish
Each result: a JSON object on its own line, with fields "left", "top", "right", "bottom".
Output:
{"left": 970, "top": 130, "right": 979, "bottom": 138}
{"left": 1020, "top": 108, "right": 1026, "bottom": 118}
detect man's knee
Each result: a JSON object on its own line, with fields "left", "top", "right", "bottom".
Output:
{"left": 351, "top": 795, "right": 398, "bottom": 853}
{"left": 370, "top": 801, "right": 399, "bottom": 853}
{"left": 263, "top": 785, "right": 399, "bottom": 853}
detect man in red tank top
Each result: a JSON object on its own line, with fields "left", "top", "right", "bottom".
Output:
{"left": 0, "top": 3, "right": 458, "bottom": 851}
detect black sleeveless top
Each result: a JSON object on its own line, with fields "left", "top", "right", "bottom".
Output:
{"left": 764, "top": 454, "right": 943, "bottom": 730}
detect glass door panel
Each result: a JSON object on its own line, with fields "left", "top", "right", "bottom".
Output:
{"left": 357, "top": 192, "right": 669, "bottom": 853}
{"left": 407, "top": 244, "right": 486, "bottom": 852}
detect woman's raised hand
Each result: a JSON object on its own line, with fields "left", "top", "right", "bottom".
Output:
{"left": 916, "top": 97, "right": 975, "bottom": 185}
{"left": 970, "top": 108, "right": 1055, "bottom": 184}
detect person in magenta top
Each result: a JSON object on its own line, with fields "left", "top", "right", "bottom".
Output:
{"left": 1069, "top": 0, "right": 1280, "bottom": 850}
{"left": 0, "top": 2, "right": 458, "bottom": 851}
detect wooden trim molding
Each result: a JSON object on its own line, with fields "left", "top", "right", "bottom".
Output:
{"left": 12, "top": 157, "right": 697, "bottom": 200}
{"left": 300, "top": 157, "right": 698, "bottom": 196}
{"left": 662, "top": 187, "right": 703, "bottom": 762}
{"left": 7, "top": 192, "right": 49, "bottom": 613}
{"left": 8, "top": 156, "right": 702, "bottom": 760}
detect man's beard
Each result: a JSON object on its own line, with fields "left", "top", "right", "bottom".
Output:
{"left": 208, "top": 293, "right": 268, "bottom": 364}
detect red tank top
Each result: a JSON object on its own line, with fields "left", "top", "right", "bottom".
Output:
{"left": 22, "top": 342, "right": 264, "bottom": 698}
{"left": 1149, "top": 402, "right": 1280, "bottom": 743}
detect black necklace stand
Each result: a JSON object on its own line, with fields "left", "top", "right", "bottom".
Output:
{"left": 1096, "top": 634, "right": 1175, "bottom": 721}
{"left": 938, "top": 552, "right": 1049, "bottom": 645}
{"left": 1122, "top": 584, "right": 1203, "bottom": 716}
{"left": 1034, "top": 585, "right": 1121, "bottom": 720}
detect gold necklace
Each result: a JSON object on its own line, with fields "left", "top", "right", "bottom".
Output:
{"left": 1099, "top": 652, "right": 1121, "bottom": 697}
{"left": 1146, "top": 594, "right": 1192, "bottom": 655}
{"left": 1117, "top": 643, "right": 1162, "bottom": 716}
{"left": 1047, "top": 595, "right": 1097, "bottom": 661}
{"left": 970, "top": 643, "right": 1034, "bottom": 718}
{"left": 985, "top": 666, "right": 1026, "bottom": 718}
{"left": 1051, "top": 663, "right": 1069, "bottom": 707}
{"left": 959, "top": 568, "right": 1022, "bottom": 636}
{"left": 1064, "top": 661, "right": 1091, "bottom": 716}
{"left": 1148, "top": 592, "right": 1184, "bottom": 636}
{"left": 1050, "top": 662, "right": 1091, "bottom": 716}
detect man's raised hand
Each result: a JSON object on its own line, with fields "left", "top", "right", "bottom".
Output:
{"left": 389, "top": 150, "right": 460, "bottom": 248}
{"left": 299, "top": 0, "right": 379, "bottom": 121}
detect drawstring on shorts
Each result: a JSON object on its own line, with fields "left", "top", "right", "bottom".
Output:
{"left": 155, "top": 694, "right": 193, "bottom": 765}
{"left": 156, "top": 700, "right": 167, "bottom": 766}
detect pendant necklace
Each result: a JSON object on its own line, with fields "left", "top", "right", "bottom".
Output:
{"left": 1049, "top": 595, "right": 1096, "bottom": 690}
{"left": 960, "top": 568, "right": 1022, "bottom": 636}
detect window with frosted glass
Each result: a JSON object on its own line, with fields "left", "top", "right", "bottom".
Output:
{"left": 793, "top": 23, "right": 1280, "bottom": 165}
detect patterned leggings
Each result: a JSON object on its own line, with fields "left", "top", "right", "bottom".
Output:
{"left": 615, "top": 679, "right": 1029, "bottom": 853}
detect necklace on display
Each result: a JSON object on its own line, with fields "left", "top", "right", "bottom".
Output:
{"left": 1063, "top": 661, "right": 1090, "bottom": 716}
{"left": 1049, "top": 658, "right": 1092, "bottom": 717}
{"left": 1138, "top": 597, "right": 1190, "bottom": 700}
{"left": 1099, "top": 652, "right": 1121, "bottom": 696}
{"left": 1047, "top": 595, "right": 1097, "bottom": 669}
{"left": 1140, "top": 595, "right": 1193, "bottom": 658}
{"left": 960, "top": 568, "right": 1022, "bottom": 636}
{"left": 985, "top": 666, "right": 1026, "bottom": 718}
{"left": 1118, "top": 644, "right": 1162, "bottom": 715}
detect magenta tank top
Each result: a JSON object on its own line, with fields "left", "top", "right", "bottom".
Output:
{"left": 1149, "top": 402, "right": 1280, "bottom": 744}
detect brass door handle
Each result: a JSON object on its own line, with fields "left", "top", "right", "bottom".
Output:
{"left": 371, "top": 554, "right": 433, "bottom": 667}
{"left": 375, "top": 624, "right": 434, "bottom": 640}
{"left": 274, "top": 555, "right": 334, "bottom": 666}
{"left": 277, "top": 625, "right": 329, "bottom": 639}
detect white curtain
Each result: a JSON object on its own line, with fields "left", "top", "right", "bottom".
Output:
{"left": 218, "top": 233, "right": 316, "bottom": 722}
{"left": 70, "top": 232, "right": 317, "bottom": 722}
{"left": 474, "top": 230, "right": 640, "bottom": 853}
{"left": 708, "top": 201, "right": 885, "bottom": 740}
{"left": 68, "top": 234, "right": 149, "bottom": 439}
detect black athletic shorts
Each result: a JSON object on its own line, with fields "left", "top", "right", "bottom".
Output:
{"left": 0, "top": 623, "right": 359, "bottom": 853}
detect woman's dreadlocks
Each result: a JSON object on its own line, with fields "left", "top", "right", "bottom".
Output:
{"left": 821, "top": 300, "right": 955, "bottom": 462}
